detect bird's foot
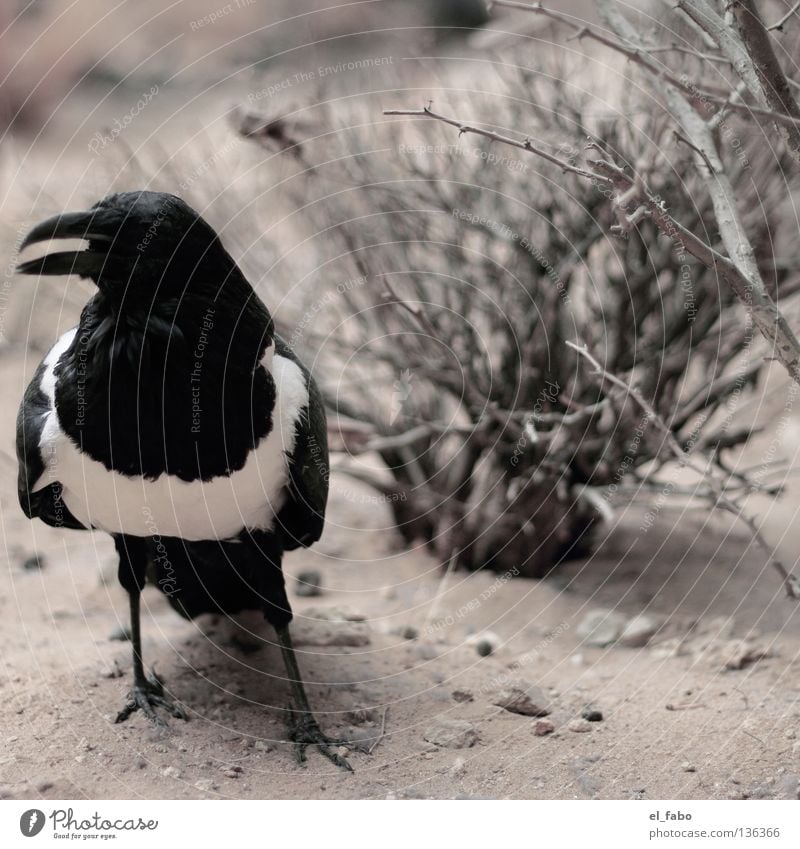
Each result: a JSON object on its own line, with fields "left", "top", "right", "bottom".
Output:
{"left": 115, "top": 671, "right": 187, "bottom": 727}
{"left": 288, "top": 708, "right": 368, "bottom": 771}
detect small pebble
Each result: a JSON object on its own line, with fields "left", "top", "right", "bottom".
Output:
{"left": 100, "top": 661, "right": 124, "bottom": 679}
{"left": 681, "top": 762, "right": 697, "bottom": 773}
{"left": 533, "top": 719, "right": 555, "bottom": 736}
{"left": 401, "top": 626, "right": 419, "bottom": 640}
{"left": 337, "top": 746, "right": 351, "bottom": 758}
{"left": 567, "top": 719, "right": 593, "bottom": 733}
{"left": 220, "top": 764, "right": 243, "bottom": 774}
{"left": 221, "top": 768, "right": 241, "bottom": 779}
{"left": 417, "top": 643, "right": 440, "bottom": 660}
{"left": 451, "top": 689, "right": 474, "bottom": 703}
{"left": 295, "top": 570, "right": 323, "bottom": 597}
{"left": 346, "top": 708, "right": 375, "bottom": 725}
{"left": 582, "top": 709, "right": 603, "bottom": 722}
{"left": 109, "top": 625, "right": 132, "bottom": 642}
{"left": 254, "top": 741, "right": 273, "bottom": 752}
{"left": 785, "top": 729, "right": 797, "bottom": 740}
{"left": 194, "top": 779, "right": 217, "bottom": 792}
{"left": 161, "top": 766, "right": 181, "bottom": 779}
{"left": 450, "top": 757, "right": 467, "bottom": 778}
{"left": 467, "top": 631, "right": 501, "bottom": 656}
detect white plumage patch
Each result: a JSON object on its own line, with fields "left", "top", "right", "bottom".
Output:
{"left": 33, "top": 329, "right": 309, "bottom": 540}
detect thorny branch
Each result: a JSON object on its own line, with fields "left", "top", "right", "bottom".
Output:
{"left": 245, "top": 18, "right": 800, "bottom": 580}
{"left": 382, "top": 105, "right": 601, "bottom": 180}
{"left": 490, "top": 1, "right": 800, "bottom": 129}
{"left": 383, "top": 105, "right": 800, "bottom": 384}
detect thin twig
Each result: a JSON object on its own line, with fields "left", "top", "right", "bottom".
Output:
{"left": 368, "top": 706, "right": 389, "bottom": 754}
{"left": 421, "top": 548, "right": 459, "bottom": 634}
{"left": 768, "top": 0, "right": 800, "bottom": 31}
{"left": 380, "top": 275, "right": 443, "bottom": 339}
{"left": 673, "top": 129, "right": 715, "bottom": 174}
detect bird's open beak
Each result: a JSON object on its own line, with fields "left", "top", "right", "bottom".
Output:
{"left": 16, "top": 209, "right": 122, "bottom": 278}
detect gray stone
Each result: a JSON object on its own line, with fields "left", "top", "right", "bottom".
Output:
{"left": 22, "top": 554, "right": 45, "bottom": 571}
{"left": 720, "top": 639, "right": 772, "bottom": 670}
{"left": 295, "top": 570, "right": 323, "bottom": 597}
{"left": 293, "top": 619, "right": 370, "bottom": 647}
{"left": 619, "top": 615, "right": 661, "bottom": 648}
{"left": 493, "top": 683, "right": 550, "bottom": 717}
{"left": 423, "top": 718, "right": 479, "bottom": 749}
{"left": 302, "top": 606, "right": 366, "bottom": 622}
{"left": 577, "top": 609, "right": 627, "bottom": 647}
{"left": 109, "top": 625, "right": 132, "bottom": 642}
{"left": 450, "top": 756, "right": 467, "bottom": 777}
{"left": 451, "top": 689, "right": 474, "bottom": 703}
{"left": 467, "top": 631, "right": 501, "bottom": 655}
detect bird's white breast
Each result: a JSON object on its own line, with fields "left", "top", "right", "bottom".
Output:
{"left": 33, "top": 328, "right": 309, "bottom": 540}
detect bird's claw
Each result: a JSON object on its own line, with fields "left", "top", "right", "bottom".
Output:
{"left": 288, "top": 708, "right": 365, "bottom": 771}
{"left": 115, "top": 671, "right": 187, "bottom": 727}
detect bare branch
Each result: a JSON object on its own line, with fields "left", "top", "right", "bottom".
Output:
{"left": 382, "top": 105, "right": 601, "bottom": 180}
{"left": 567, "top": 340, "right": 800, "bottom": 599}
{"left": 490, "top": 0, "right": 800, "bottom": 130}
{"left": 674, "top": 0, "right": 765, "bottom": 98}
{"left": 594, "top": 0, "right": 800, "bottom": 384}
{"left": 382, "top": 94, "right": 800, "bottom": 383}
{"left": 729, "top": 0, "right": 800, "bottom": 164}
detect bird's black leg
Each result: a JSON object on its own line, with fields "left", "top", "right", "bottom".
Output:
{"left": 113, "top": 535, "right": 186, "bottom": 726}
{"left": 274, "top": 624, "right": 362, "bottom": 772}
{"left": 251, "top": 531, "right": 362, "bottom": 770}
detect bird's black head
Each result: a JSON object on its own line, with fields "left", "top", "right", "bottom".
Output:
{"left": 16, "top": 191, "right": 237, "bottom": 303}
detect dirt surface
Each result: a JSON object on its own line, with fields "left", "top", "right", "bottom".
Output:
{"left": 1, "top": 349, "right": 799, "bottom": 801}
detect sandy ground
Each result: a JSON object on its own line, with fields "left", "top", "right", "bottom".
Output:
{"left": 1, "top": 354, "right": 800, "bottom": 801}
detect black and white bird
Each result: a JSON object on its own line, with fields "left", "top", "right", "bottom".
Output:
{"left": 16, "top": 190, "right": 355, "bottom": 769}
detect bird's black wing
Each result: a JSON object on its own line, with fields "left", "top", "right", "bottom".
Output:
{"left": 273, "top": 336, "right": 328, "bottom": 550}
{"left": 16, "top": 360, "right": 87, "bottom": 530}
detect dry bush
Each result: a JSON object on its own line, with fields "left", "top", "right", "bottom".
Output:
{"left": 239, "top": 48, "right": 799, "bottom": 578}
